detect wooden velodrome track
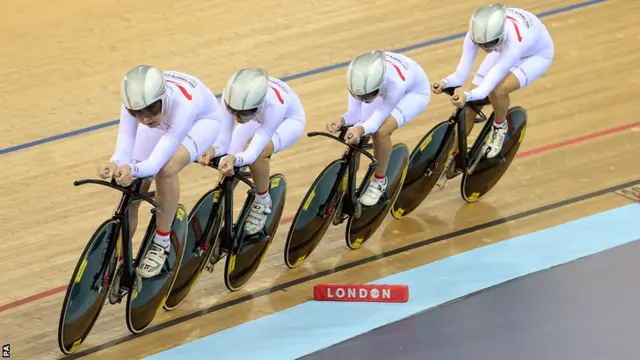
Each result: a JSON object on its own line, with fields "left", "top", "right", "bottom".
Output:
{"left": 1, "top": 0, "right": 639, "bottom": 358}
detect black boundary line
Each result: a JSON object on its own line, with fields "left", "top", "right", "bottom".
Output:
{"left": 63, "top": 178, "right": 640, "bottom": 359}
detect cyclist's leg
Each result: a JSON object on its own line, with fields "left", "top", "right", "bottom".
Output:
{"left": 467, "top": 51, "right": 501, "bottom": 131}
{"left": 251, "top": 117, "right": 305, "bottom": 192}
{"left": 492, "top": 55, "right": 554, "bottom": 106}
{"left": 450, "top": 51, "right": 500, "bottom": 154}
{"left": 360, "top": 90, "right": 431, "bottom": 206}
{"left": 138, "top": 118, "right": 222, "bottom": 278}
{"left": 489, "top": 29, "right": 555, "bottom": 125}
{"left": 245, "top": 116, "right": 305, "bottom": 235}
{"left": 483, "top": 54, "right": 553, "bottom": 158}
{"left": 442, "top": 52, "right": 500, "bottom": 177}
{"left": 128, "top": 125, "right": 164, "bottom": 240}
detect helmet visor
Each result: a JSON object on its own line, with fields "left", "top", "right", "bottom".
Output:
{"left": 126, "top": 100, "right": 163, "bottom": 118}
{"left": 351, "top": 89, "right": 379, "bottom": 104}
{"left": 473, "top": 38, "right": 500, "bottom": 51}
{"left": 225, "top": 102, "right": 258, "bottom": 120}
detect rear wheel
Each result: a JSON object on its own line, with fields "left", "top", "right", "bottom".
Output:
{"left": 163, "top": 190, "right": 223, "bottom": 311}
{"left": 391, "top": 120, "right": 455, "bottom": 219}
{"left": 223, "top": 174, "right": 287, "bottom": 291}
{"left": 284, "top": 159, "right": 347, "bottom": 268}
{"left": 346, "top": 143, "right": 409, "bottom": 248}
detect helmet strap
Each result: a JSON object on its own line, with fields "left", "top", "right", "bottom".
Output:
{"left": 160, "top": 95, "right": 169, "bottom": 116}
{"left": 247, "top": 101, "right": 265, "bottom": 121}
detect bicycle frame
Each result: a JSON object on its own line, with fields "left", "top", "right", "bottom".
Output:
{"left": 73, "top": 178, "right": 158, "bottom": 292}
{"left": 202, "top": 156, "right": 259, "bottom": 252}
{"left": 442, "top": 87, "right": 493, "bottom": 176}
{"left": 307, "top": 126, "right": 377, "bottom": 217}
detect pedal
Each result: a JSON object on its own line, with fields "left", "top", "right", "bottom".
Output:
{"left": 108, "top": 263, "right": 127, "bottom": 305}
{"left": 436, "top": 170, "right": 449, "bottom": 189}
{"left": 465, "top": 144, "right": 489, "bottom": 175}
{"left": 243, "top": 230, "right": 269, "bottom": 245}
{"left": 437, "top": 155, "right": 455, "bottom": 188}
{"left": 107, "top": 287, "right": 127, "bottom": 305}
{"left": 331, "top": 196, "right": 346, "bottom": 226}
{"left": 445, "top": 158, "right": 461, "bottom": 180}
{"left": 206, "top": 254, "right": 221, "bottom": 273}
{"left": 206, "top": 245, "right": 224, "bottom": 273}
{"left": 332, "top": 214, "right": 347, "bottom": 226}
{"left": 378, "top": 193, "right": 390, "bottom": 206}
{"left": 331, "top": 211, "right": 341, "bottom": 225}
{"left": 133, "top": 273, "right": 143, "bottom": 295}
{"left": 353, "top": 202, "right": 362, "bottom": 219}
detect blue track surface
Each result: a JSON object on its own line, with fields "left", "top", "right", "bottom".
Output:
{"left": 144, "top": 201, "right": 639, "bottom": 360}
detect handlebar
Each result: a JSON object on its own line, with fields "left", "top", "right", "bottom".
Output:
{"left": 307, "top": 128, "right": 378, "bottom": 165}
{"left": 206, "top": 156, "right": 255, "bottom": 190}
{"left": 438, "top": 85, "right": 488, "bottom": 122}
{"left": 73, "top": 177, "right": 160, "bottom": 208}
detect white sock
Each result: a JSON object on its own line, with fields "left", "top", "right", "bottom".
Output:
{"left": 255, "top": 190, "right": 271, "bottom": 206}
{"left": 374, "top": 175, "right": 387, "bottom": 186}
{"left": 154, "top": 230, "right": 171, "bottom": 249}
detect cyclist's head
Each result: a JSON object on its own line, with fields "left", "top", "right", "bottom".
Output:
{"left": 223, "top": 68, "right": 269, "bottom": 123}
{"left": 121, "top": 65, "right": 167, "bottom": 126}
{"left": 347, "top": 50, "right": 386, "bottom": 103}
{"left": 469, "top": 4, "right": 507, "bottom": 52}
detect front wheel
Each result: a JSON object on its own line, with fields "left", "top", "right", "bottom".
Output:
{"left": 57, "top": 218, "right": 120, "bottom": 355}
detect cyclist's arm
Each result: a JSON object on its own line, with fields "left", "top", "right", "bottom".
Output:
{"left": 109, "top": 106, "right": 138, "bottom": 165}
{"left": 360, "top": 79, "right": 405, "bottom": 135}
{"left": 342, "top": 93, "right": 362, "bottom": 126}
{"left": 443, "top": 32, "right": 479, "bottom": 88}
{"left": 231, "top": 105, "right": 284, "bottom": 167}
{"left": 210, "top": 102, "right": 234, "bottom": 157}
{"left": 129, "top": 103, "right": 195, "bottom": 178}
{"left": 465, "top": 48, "right": 520, "bottom": 101}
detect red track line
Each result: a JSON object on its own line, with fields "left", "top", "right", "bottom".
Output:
{"left": 0, "top": 285, "right": 68, "bottom": 313}
{"left": 516, "top": 121, "right": 640, "bottom": 157}
{"left": 1, "top": 120, "right": 638, "bottom": 313}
